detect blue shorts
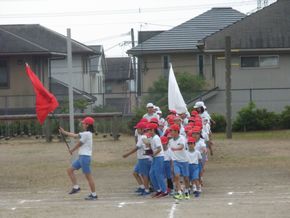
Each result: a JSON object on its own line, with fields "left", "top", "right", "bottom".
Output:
{"left": 134, "top": 162, "right": 140, "bottom": 174}
{"left": 189, "top": 164, "right": 199, "bottom": 181}
{"left": 72, "top": 155, "right": 91, "bottom": 174}
{"left": 138, "top": 159, "right": 151, "bottom": 177}
{"left": 173, "top": 161, "right": 189, "bottom": 177}
{"left": 164, "top": 160, "right": 172, "bottom": 179}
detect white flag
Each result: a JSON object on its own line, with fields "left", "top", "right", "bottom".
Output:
{"left": 168, "top": 64, "right": 188, "bottom": 114}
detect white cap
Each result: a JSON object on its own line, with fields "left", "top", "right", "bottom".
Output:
{"left": 146, "top": 103, "right": 154, "bottom": 108}
{"left": 156, "top": 110, "right": 162, "bottom": 114}
{"left": 194, "top": 101, "right": 205, "bottom": 108}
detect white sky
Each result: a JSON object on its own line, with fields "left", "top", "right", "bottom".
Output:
{"left": 0, "top": 0, "right": 277, "bottom": 57}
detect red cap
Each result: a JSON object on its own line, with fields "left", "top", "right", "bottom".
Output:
{"left": 160, "top": 136, "right": 168, "bottom": 144}
{"left": 150, "top": 117, "right": 159, "bottom": 124}
{"left": 134, "top": 122, "right": 147, "bottom": 129}
{"left": 170, "top": 124, "right": 180, "bottom": 132}
{"left": 140, "top": 118, "right": 148, "bottom": 123}
{"left": 184, "top": 125, "right": 192, "bottom": 132}
{"left": 195, "top": 120, "right": 203, "bottom": 127}
{"left": 191, "top": 110, "right": 198, "bottom": 116}
{"left": 192, "top": 126, "right": 202, "bottom": 133}
{"left": 169, "top": 109, "right": 177, "bottom": 114}
{"left": 187, "top": 137, "right": 196, "bottom": 143}
{"left": 82, "top": 116, "right": 94, "bottom": 125}
{"left": 146, "top": 123, "right": 158, "bottom": 130}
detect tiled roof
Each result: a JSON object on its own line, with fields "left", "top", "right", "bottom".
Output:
{"left": 127, "top": 7, "right": 245, "bottom": 55}
{"left": 0, "top": 24, "right": 96, "bottom": 55}
{"left": 106, "top": 57, "right": 132, "bottom": 81}
{"left": 204, "top": 0, "right": 290, "bottom": 50}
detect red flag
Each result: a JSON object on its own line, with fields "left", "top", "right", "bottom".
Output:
{"left": 25, "top": 63, "right": 59, "bottom": 125}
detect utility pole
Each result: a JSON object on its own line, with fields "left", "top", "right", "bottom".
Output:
{"left": 225, "top": 36, "right": 232, "bottom": 139}
{"left": 130, "top": 28, "right": 139, "bottom": 108}
{"left": 67, "top": 28, "right": 75, "bottom": 134}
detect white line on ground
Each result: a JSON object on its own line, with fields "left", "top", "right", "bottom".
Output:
{"left": 117, "top": 201, "right": 144, "bottom": 208}
{"left": 168, "top": 201, "right": 178, "bottom": 218}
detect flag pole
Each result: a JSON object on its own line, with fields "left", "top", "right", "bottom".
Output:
{"left": 51, "top": 113, "right": 72, "bottom": 155}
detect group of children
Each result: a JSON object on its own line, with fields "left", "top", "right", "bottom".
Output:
{"left": 123, "top": 101, "right": 214, "bottom": 199}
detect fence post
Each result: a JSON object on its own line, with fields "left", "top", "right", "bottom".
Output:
{"left": 111, "top": 115, "right": 119, "bottom": 140}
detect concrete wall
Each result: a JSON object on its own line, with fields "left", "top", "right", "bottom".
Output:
{"left": 203, "top": 53, "right": 290, "bottom": 119}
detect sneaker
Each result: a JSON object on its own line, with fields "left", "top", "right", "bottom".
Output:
{"left": 135, "top": 187, "right": 144, "bottom": 193}
{"left": 152, "top": 191, "right": 162, "bottom": 198}
{"left": 69, "top": 187, "right": 81, "bottom": 194}
{"left": 85, "top": 194, "right": 98, "bottom": 201}
{"left": 184, "top": 192, "right": 190, "bottom": 200}
{"left": 156, "top": 192, "right": 168, "bottom": 198}
{"left": 139, "top": 190, "right": 151, "bottom": 196}
{"left": 173, "top": 193, "right": 183, "bottom": 200}
{"left": 194, "top": 192, "right": 200, "bottom": 198}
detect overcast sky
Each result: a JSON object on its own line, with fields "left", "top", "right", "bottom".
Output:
{"left": 0, "top": 0, "right": 276, "bottom": 57}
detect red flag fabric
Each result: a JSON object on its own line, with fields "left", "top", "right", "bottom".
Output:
{"left": 25, "top": 63, "right": 59, "bottom": 124}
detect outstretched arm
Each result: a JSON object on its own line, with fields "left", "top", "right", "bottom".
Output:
{"left": 59, "top": 127, "right": 79, "bottom": 138}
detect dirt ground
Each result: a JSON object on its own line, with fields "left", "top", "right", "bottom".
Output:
{"left": 1, "top": 131, "right": 290, "bottom": 218}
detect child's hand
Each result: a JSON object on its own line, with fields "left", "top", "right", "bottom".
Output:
{"left": 122, "top": 154, "right": 128, "bottom": 158}
{"left": 59, "top": 127, "right": 64, "bottom": 134}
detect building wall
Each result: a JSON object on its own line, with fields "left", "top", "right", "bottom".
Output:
{"left": 0, "top": 56, "right": 48, "bottom": 110}
{"left": 203, "top": 53, "right": 290, "bottom": 119}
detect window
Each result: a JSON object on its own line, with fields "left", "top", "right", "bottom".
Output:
{"left": 198, "top": 55, "right": 204, "bottom": 77}
{"left": 241, "top": 55, "right": 279, "bottom": 68}
{"left": 162, "top": 55, "right": 170, "bottom": 70}
{"left": 0, "top": 60, "right": 9, "bottom": 88}
{"left": 89, "top": 56, "right": 100, "bottom": 74}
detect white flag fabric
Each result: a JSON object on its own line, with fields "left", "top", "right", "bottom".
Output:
{"left": 168, "top": 64, "right": 188, "bottom": 114}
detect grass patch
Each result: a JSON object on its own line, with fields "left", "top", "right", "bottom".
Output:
{"left": 213, "top": 129, "right": 290, "bottom": 140}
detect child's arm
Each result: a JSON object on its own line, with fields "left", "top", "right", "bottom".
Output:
{"left": 171, "top": 143, "right": 184, "bottom": 151}
{"left": 59, "top": 127, "right": 79, "bottom": 138}
{"left": 69, "top": 141, "right": 82, "bottom": 155}
{"left": 152, "top": 147, "right": 161, "bottom": 157}
{"left": 123, "top": 147, "right": 138, "bottom": 158}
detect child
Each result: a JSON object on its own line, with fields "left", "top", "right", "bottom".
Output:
{"left": 186, "top": 137, "right": 202, "bottom": 197}
{"left": 160, "top": 136, "right": 174, "bottom": 194}
{"left": 146, "top": 123, "right": 168, "bottom": 198}
{"left": 168, "top": 124, "right": 190, "bottom": 200}
{"left": 59, "top": 116, "right": 97, "bottom": 201}
{"left": 191, "top": 126, "right": 207, "bottom": 187}
{"left": 122, "top": 122, "right": 151, "bottom": 196}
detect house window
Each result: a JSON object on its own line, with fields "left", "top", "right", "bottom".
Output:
{"left": 89, "top": 56, "right": 100, "bottom": 74}
{"left": 0, "top": 60, "right": 9, "bottom": 88}
{"left": 105, "top": 84, "right": 112, "bottom": 94}
{"left": 162, "top": 55, "right": 170, "bottom": 70}
{"left": 198, "top": 55, "right": 204, "bottom": 77}
{"left": 241, "top": 55, "right": 279, "bottom": 68}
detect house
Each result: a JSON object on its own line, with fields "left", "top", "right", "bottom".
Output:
{"left": 127, "top": 8, "right": 245, "bottom": 96}
{"left": 51, "top": 44, "right": 106, "bottom": 111}
{"left": 198, "top": 0, "right": 290, "bottom": 117}
{"left": 0, "top": 24, "right": 100, "bottom": 115}
{"left": 105, "top": 57, "right": 134, "bottom": 114}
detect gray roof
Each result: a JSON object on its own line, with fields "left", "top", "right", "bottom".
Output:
{"left": 106, "top": 57, "right": 133, "bottom": 81}
{"left": 204, "top": 0, "right": 290, "bottom": 51}
{"left": 0, "top": 24, "right": 96, "bottom": 56}
{"left": 138, "top": 31, "right": 164, "bottom": 44}
{"left": 127, "top": 8, "right": 245, "bottom": 55}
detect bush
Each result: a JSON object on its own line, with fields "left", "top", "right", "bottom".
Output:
{"left": 280, "top": 106, "right": 290, "bottom": 129}
{"left": 210, "top": 113, "right": 226, "bottom": 132}
{"left": 233, "top": 102, "right": 280, "bottom": 131}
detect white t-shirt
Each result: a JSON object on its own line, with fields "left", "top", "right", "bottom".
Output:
{"left": 164, "top": 148, "right": 173, "bottom": 161}
{"left": 78, "top": 131, "right": 93, "bottom": 156}
{"left": 136, "top": 134, "right": 151, "bottom": 159}
{"left": 195, "top": 138, "right": 207, "bottom": 154}
{"left": 187, "top": 150, "right": 202, "bottom": 164}
{"left": 201, "top": 111, "right": 211, "bottom": 124}
{"left": 150, "top": 135, "right": 164, "bottom": 157}
{"left": 169, "top": 135, "right": 188, "bottom": 162}
{"left": 143, "top": 113, "right": 159, "bottom": 121}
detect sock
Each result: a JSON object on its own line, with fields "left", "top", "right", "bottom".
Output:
{"left": 73, "top": 185, "right": 79, "bottom": 189}
{"left": 178, "top": 190, "right": 182, "bottom": 195}
{"left": 192, "top": 184, "right": 197, "bottom": 191}
{"left": 145, "top": 189, "right": 150, "bottom": 193}
{"left": 140, "top": 184, "right": 145, "bottom": 189}
{"left": 197, "top": 186, "right": 202, "bottom": 192}
{"left": 184, "top": 188, "right": 189, "bottom": 194}
{"left": 91, "top": 192, "right": 97, "bottom": 197}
